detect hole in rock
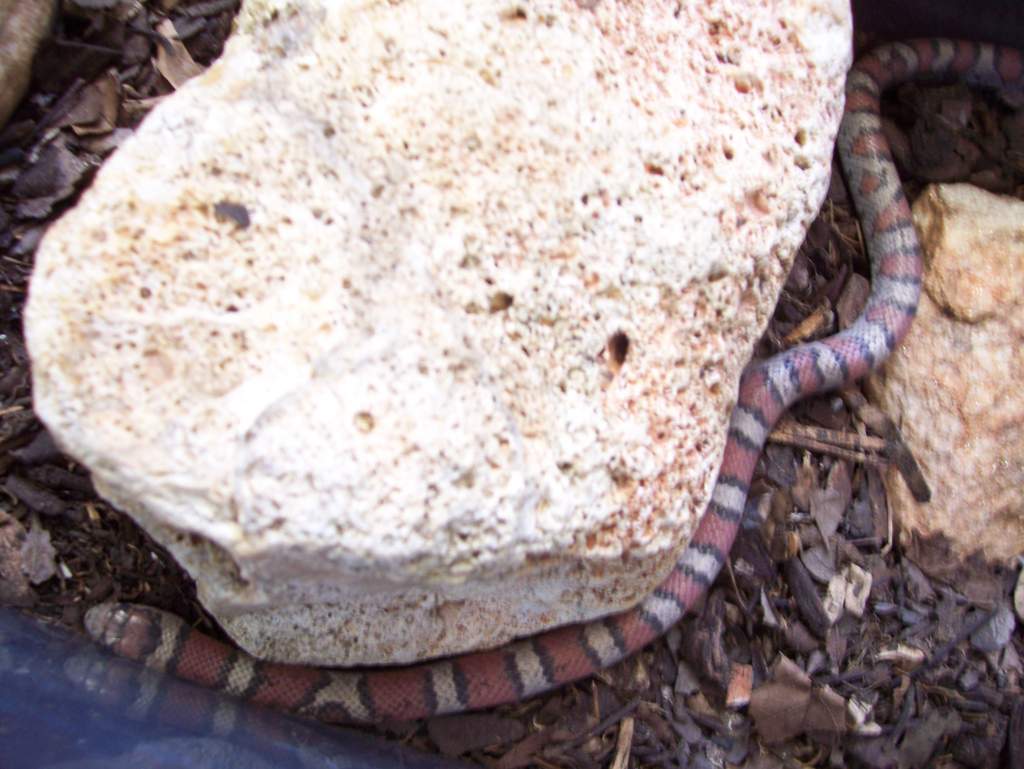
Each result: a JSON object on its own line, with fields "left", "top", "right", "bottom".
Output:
{"left": 607, "top": 331, "right": 630, "bottom": 373}
{"left": 488, "top": 291, "right": 514, "bottom": 312}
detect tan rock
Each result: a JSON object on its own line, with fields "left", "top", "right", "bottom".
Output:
{"left": 0, "top": 0, "right": 56, "bottom": 127}
{"left": 27, "top": 0, "right": 852, "bottom": 664}
{"left": 868, "top": 184, "right": 1024, "bottom": 563}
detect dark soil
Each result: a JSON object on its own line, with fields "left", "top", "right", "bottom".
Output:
{"left": 1, "top": 4, "right": 1022, "bottom": 768}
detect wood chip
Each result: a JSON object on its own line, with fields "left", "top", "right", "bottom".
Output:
{"left": 726, "top": 663, "right": 753, "bottom": 709}
{"left": 11, "top": 142, "right": 91, "bottom": 218}
{"left": 800, "top": 543, "right": 835, "bottom": 584}
{"left": 784, "top": 556, "right": 832, "bottom": 638}
{"left": 608, "top": 716, "right": 634, "bottom": 769}
{"left": 970, "top": 605, "right": 1016, "bottom": 653}
{"left": 4, "top": 475, "right": 68, "bottom": 517}
{"left": 781, "top": 301, "right": 834, "bottom": 346}
{"left": 876, "top": 645, "right": 927, "bottom": 670}
{"left": 843, "top": 563, "right": 872, "bottom": 618}
{"left": 823, "top": 572, "right": 847, "bottom": 624}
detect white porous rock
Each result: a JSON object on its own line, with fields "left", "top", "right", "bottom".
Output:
{"left": 27, "top": 0, "right": 851, "bottom": 664}
{"left": 868, "top": 184, "right": 1024, "bottom": 563}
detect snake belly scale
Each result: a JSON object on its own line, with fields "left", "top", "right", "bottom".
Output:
{"left": 83, "top": 40, "right": 1024, "bottom": 725}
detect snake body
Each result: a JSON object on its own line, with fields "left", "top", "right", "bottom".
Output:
{"left": 84, "top": 40, "right": 1023, "bottom": 725}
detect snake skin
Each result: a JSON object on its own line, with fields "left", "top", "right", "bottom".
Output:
{"left": 84, "top": 40, "right": 1024, "bottom": 725}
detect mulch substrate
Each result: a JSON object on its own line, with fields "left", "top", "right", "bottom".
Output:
{"left": 1, "top": 4, "right": 1023, "bottom": 767}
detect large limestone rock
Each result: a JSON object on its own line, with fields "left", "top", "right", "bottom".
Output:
{"left": 0, "top": 0, "right": 56, "bottom": 126}
{"left": 27, "top": 0, "right": 852, "bottom": 665}
{"left": 868, "top": 184, "right": 1024, "bottom": 563}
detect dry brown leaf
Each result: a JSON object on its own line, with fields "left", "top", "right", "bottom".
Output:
{"left": 825, "top": 460, "right": 852, "bottom": 510}
{"left": 750, "top": 655, "right": 849, "bottom": 744}
{"left": 803, "top": 684, "right": 848, "bottom": 736}
{"left": 750, "top": 655, "right": 811, "bottom": 744}
{"left": 65, "top": 71, "right": 120, "bottom": 135}
{"left": 810, "top": 487, "right": 845, "bottom": 545}
{"left": 154, "top": 19, "right": 206, "bottom": 89}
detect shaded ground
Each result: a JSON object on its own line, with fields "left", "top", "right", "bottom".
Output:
{"left": 1, "top": 4, "right": 1022, "bottom": 767}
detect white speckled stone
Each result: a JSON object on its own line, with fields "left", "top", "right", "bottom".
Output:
{"left": 868, "top": 184, "right": 1024, "bottom": 563}
{"left": 27, "top": 0, "right": 851, "bottom": 664}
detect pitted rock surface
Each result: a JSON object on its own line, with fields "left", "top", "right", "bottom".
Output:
{"left": 868, "top": 184, "right": 1024, "bottom": 562}
{"left": 27, "top": 0, "right": 851, "bottom": 665}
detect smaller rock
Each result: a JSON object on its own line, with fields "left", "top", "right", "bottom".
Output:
{"left": 0, "top": 0, "right": 57, "bottom": 127}
{"left": 867, "top": 184, "right": 1024, "bottom": 562}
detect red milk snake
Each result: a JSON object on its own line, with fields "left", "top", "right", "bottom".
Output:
{"left": 84, "top": 39, "right": 1024, "bottom": 725}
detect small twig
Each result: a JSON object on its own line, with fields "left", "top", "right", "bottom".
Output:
{"left": 768, "top": 418, "right": 888, "bottom": 466}
{"left": 608, "top": 716, "right": 635, "bottom": 769}
{"left": 177, "top": 0, "right": 240, "bottom": 17}
{"left": 842, "top": 388, "right": 932, "bottom": 502}
{"left": 775, "top": 416, "right": 888, "bottom": 452}
{"left": 886, "top": 678, "right": 917, "bottom": 739}
{"left": 816, "top": 668, "right": 868, "bottom": 686}
{"left": 911, "top": 607, "right": 999, "bottom": 679}
{"left": 51, "top": 38, "right": 123, "bottom": 55}
{"left": 846, "top": 536, "right": 884, "bottom": 547}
